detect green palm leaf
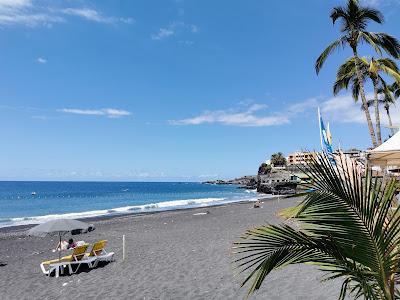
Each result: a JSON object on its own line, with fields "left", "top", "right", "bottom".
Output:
{"left": 233, "top": 154, "right": 400, "bottom": 299}
{"left": 316, "top": 38, "right": 346, "bottom": 74}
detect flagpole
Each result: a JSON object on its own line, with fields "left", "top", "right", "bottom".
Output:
{"left": 318, "top": 107, "right": 323, "bottom": 150}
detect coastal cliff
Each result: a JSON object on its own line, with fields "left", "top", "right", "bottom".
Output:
{"left": 203, "top": 168, "right": 298, "bottom": 195}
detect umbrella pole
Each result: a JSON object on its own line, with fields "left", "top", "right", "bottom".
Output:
{"left": 59, "top": 233, "right": 61, "bottom": 261}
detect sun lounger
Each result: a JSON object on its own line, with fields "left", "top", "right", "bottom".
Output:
{"left": 40, "top": 244, "right": 95, "bottom": 277}
{"left": 84, "top": 240, "right": 115, "bottom": 268}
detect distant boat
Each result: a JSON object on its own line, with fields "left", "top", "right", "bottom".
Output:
{"left": 122, "top": 189, "right": 129, "bottom": 192}
{"left": 31, "top": 192, "right": 37, "bottom": 196}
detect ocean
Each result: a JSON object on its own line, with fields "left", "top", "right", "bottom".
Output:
{"left": 0, "top": 181, "right": 261, "bottom": 228}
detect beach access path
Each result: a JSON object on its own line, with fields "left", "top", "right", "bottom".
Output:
{"left": 0, "top": 196, "right": 341, "bottom": 300}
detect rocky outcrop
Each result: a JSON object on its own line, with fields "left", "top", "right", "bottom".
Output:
{"left": 203, "top": 176, "right": 258, "bottom": 188}
{"left": 258, "top": 181, "right": 297, "bottom": 195}
{"left": 257, "top": 169, "right": 298, "bottom": 194}
{"left": 257, "top": 183, "right": 272, "bottom": 194}
{"left": 203, "top": 168, "right": 298, "bottom": 195}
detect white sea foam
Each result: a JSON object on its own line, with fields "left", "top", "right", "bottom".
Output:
{"left": 0, "top": 195, "right": 269, "bottom": 228}
{"left": 245, "top": 189, "right": 258, "bottom": 193}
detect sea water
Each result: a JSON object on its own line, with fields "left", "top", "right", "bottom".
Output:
{"left": 0, "top": 181, "right": 261, "bottom": 227}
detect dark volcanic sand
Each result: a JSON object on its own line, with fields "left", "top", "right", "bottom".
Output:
{"left": 0, "top": 197, "right": 341, "bottom": 300}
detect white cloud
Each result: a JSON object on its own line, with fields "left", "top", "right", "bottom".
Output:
{"left": 62, "top": 8, "right": 110, "bottom": 23}
{"left": 362, "top": 0, "right": 382, "bottom": 5}
{"left": 0, "top": 12, "right": 63, "bottom": 26}
{"left": 119, "top": 17, "right": 134, "bottom": 24}
{"left": 0, "top": 1, "right": 133, "bottom": 27}
{"left": 151, "top": 22, "right": 199, "bottom": 40}
{"left": 0, "top": 0, "right": 31, "bottom": 9}
{"left": 58, "top": 108, "right": 131, "bottom": 118}
{"left": 0, "top": 0, "right": 62, "bottom": 26}
{"left": 361, "top": 0, "right": 400, "bottom": 7}
{"left": 62, "top": 8, "right": 133, "bottom": 24}
{"left": 321, "top": 94, "right": 373, "bottom": 124}
{"left": 102, "top": 108, "right": 131, "bottom": 118}
{"left": 151, "top": 27, "right": 175, "bottom": 40}
{"left": 321, "top": 93, "right": 400, "bottom": 128}
{"left": 170, "top": 99, "right": 317, "bottom": 127}
{"left": 36, "top": 57, "right": 46, "bottom": 64}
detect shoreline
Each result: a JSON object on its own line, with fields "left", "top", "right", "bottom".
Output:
{"left": 0, "top": 196, "right": 277, "bottom": 235}
{"left": 0, "top": 182, "right": 264, "bottom": 230}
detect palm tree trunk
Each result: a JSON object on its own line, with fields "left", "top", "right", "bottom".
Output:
{"left": 353, "top": 50, "right": 378, "bottom": 147}
{"left": 373, "top": 79, "right": 382, "bottom": 145}
{"left": 386, "top": 106, "right": 395, "bottom": 135}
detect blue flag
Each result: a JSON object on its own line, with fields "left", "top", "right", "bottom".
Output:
{"left": 318, "top": 108, "right": 335, "bottom": 164}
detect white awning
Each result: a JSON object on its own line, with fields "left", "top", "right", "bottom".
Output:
{"left": 368, "top": 131, "right": 400, "bottom": 166}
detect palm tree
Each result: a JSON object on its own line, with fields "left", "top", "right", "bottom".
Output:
{"left": 365, "top": 84, "right": 398, "bottom": 136}
{"left": 233, "top": 154, "right": 400, "bottom": 299}
{"left": 315, "top": 0, "right": 400, "bottom": 147}
{"left": 270, "top": 152, "right": 286, "bottom": 167}
{"left": 334, "top": 57, "right": 400, "bottom": 144}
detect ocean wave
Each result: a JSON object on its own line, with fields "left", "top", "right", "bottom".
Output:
{"left": 245, "top": 189, "right": 258, "bottom": 193}
{"left": 0, "top": 196, "right": 264, "bottom": 228}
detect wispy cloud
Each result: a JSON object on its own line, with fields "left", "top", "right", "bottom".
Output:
{"left": 151, "top": 21, "right": 198, "bottom": 40}
{"left": 62, "top": 8, "right": 134, "bottom": 24}
{"left": 319, "top": 93, "right": 400, "bottom": 127}
{"left": 361, "top": 0, "right": 400, "bottom": 7}
{"left": 320, "top": 95, "right": 365, "bottom": 124}
{"left": 36, "top": 57, "right": 46, "bottom": 64}
{"left": 58, "top": 108, "right": 131, "bottom": 118}
{"left": 362, "top": 0, "right": 383, "bottom": 6}
{"left": 151, "top": 27, "right": 175, "bottom": 40}
{"left": 170, "top": 99, "right": 317, "bottom": 127}
{"left": 0, "top": 0, "right": 30, "bottom": 8}
{"left": 0, "top": 4, "right": 64, "bottom": 26}
{"left": 0, "top": 0, "right": 60, "bottom": 26}
{"left": 172, "top": 93, "right": 400, "bottom": 128}
{"left": 0, "top": 1, "right": 133, "bottom": 27}
{"left": 62, "top": 8, "right": 110, "bottom": 23}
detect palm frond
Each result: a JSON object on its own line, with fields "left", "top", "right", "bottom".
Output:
{"left": 375, "top": 33, "right": 400, "bottom": 59}
{"left": 392, "top": 82, "right": 400, "bottom": 98}
{"left": 233, "top": 154, "right": 400, "bottom": 299}
{"left": 330, "top": 6, "right": 348, "bottom": 26}
{"left": 359, "top": 7, "right": 384, "bottom": 25}
{"left": 233, "top": 224, "right": 346, "bottom": 295}
{"left": 352, "top": 77, "right": 361, "bottom": 101}
{"left": 316, "top": 37, "right": 346, "bottom": 74}
{"left": 358, "top": 32, "right": 383, "bottom": 56}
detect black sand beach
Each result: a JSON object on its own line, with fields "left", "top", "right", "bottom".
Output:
{"left": 0, "top": 197, "right": 341, "bottom": 299}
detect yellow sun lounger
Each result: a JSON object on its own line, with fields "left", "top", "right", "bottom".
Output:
{"left": 84, "top": 240, "right": 115, "bottom": 268}
{"left": 40, "top": 244, "right": 95, "bottom": 277}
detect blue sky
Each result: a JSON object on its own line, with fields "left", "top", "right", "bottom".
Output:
{"left": 1, "top": 0, "right": 400, "bottom": 181}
